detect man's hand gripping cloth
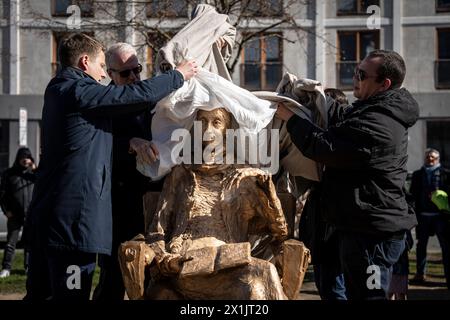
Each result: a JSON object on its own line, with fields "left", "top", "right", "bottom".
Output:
{"left": 254, "top": 73, "right": 333, "bottom": 182}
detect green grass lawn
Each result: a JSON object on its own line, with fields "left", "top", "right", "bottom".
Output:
{"left": 0, "top": 249, "right": 101, "bottom": 295}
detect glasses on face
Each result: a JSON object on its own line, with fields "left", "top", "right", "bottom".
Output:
{"left": 426, "top": 154, "right": 439, "bottom": 160}
{"left": 354, "top": 67, "right": 378, "bottom": 82}
{"left": 109, "top": 64, "right": 142, "bottom": 78}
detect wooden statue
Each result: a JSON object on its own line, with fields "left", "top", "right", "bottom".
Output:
{"left": 119, "top": 108, "right": 310, "bottom": 300}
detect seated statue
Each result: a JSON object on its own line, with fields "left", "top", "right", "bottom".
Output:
{"left": 119, "top": 108, "right": 310, "bottom": 300}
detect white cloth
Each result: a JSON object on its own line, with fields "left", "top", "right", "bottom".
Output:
{"left": 137, "top": 4, "right": 330, "bottom": 183}
{"left": 156, "top": 4, "right": 236, "bottom": 80}
{"left": 256, "top": 73, "right": 333, "bottom": 181}
{"left": 136, "top": 68, "right": 275, "bottom": 179}
{"left": 137, "top": 4, "right": 251, "bottom": 179}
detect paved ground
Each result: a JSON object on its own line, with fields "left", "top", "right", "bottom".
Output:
{"left": 297, "top": 248, "right": 450, "bottom": 301}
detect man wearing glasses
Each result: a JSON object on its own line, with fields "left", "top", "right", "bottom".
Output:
{"left": 276, "top": 50, "right": 419, "bottom": 299}
{"left": 409, "top": 148, "right": 450, "bottom": 289}
{"left": 92, "top": 43, "right": 164, "bottom": 300}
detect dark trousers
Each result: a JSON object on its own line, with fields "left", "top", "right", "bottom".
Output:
{"left": 24, "top": 241, "right": 52, "bottom": 300}
{"left": 92, "top": 252, "right": 125, "bottom": 301}
{"left": 338, "top": 231, "right": 406, "bottom": 300}
{"left": 415, "top": 213, "right": 450, "bottom": 287}
{"left": 313, "top": 264, "right": 346, "bottom": 300}
{"left": 47, "top": 250, "right": 97, "bottom": 301}
{"left": 2, "top": 216, "right": 27, "bottom": 271}
{"left": 93, "top": 180, "right": 145, "bottom": 301}
{"left": 313, "top": 234, "right": 347, "bottom": 300}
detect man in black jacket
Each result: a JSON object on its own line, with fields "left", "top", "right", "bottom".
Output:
{"left": 0, "top": 147, "right": 36, "bottom": 278}
{"left": 26, "top": 33, "right": 197, "bottom": 301}
{"left": 409, "top": 148, "right": 450, "bottom": 287}
{"left": 92, "top": 43, "right": 165, "bottom": 301}
{"left": 277, "top": 50, "right": 419, "bottom": 299}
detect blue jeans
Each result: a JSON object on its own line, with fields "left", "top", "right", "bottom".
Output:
{"left": 314, "top": 264, "right": 346, "bottom": 300}
{"left": 338, "top": 231, "right": 406, "bottom": 300}
{"left": 415, "top": 213, "right": 450, "bottom": 284}
{"left": 313, "top": 233, "right": 347, "bottom": 300}
{"left": 47, "top": 250, "right": 97, "bottom": 301}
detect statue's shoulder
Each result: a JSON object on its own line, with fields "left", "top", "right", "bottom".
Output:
{"left": 232, "top": 166, "right": 271, "bottom": 178}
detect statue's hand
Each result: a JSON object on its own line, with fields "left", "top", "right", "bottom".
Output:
{"left": 129, "top": 138, "right": 159, "bottom": 164}
{"left": 225, "top": 168, "right": 264, "bottom": 190}
{"left": 158, "top": 253, "right": 193, "bottom": 276}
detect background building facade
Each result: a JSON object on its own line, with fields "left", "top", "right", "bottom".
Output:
{"left": 0, "top": 0, "right": 449, "bottom": 173}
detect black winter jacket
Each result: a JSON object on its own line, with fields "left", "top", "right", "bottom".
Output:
{"left": 287, "top": 88, "right": 419, "bottom": 236}
{"left": 0, "top": 165, "right": 36, "bottom": 219}
{"left": 410, "top": 166, "right": 449, "bottom": 214}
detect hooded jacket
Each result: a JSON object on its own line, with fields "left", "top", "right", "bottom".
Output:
{"left": 287, "top": 88, "right": 419, "bottom": 236}
{"left": 0, "top": 147, "right": 36, "bottom": 219}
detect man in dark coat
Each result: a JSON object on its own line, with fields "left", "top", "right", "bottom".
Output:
{"left": 92, "top": 43, "right": 165, "bottom": 301}
{"left": 0, "top": 147, "right": 36, "bottom": 278}
{"left": 25, "top": 33, "right": 197, "bottom": 301}
{"left": 409, "top": 148, "right": 450, "bottom": 287}
{"left": 277, "top": 50, "right": 419, "bottom": 299}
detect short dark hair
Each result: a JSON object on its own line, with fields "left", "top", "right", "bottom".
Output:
{"left": 366, "top": 49, "right": 406, "bottom": 89}
{"left": 58, "top": 33, "right": 105, "bottom": 68}
{"left": 324, "top": 88, "right": 348, "bottom": 105}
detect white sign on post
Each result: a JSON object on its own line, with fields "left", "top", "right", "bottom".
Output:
{"left": 19, "top": 107, "right": 27, "bottom": 146}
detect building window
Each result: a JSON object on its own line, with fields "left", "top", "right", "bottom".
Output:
{"left": 437, "top": 0, "right": 450, "bottom": 12}
{"left": 436, "top": 29, "right": 450, "bottom": 89}
{"left": 52, "top": 32, "right": 95, "bottom": 76}
{"left": 337, "top": 0, "right": 380, "bottom": 15}
{"left": 241, "top": 0, "right": 283, "bottom": 17}
{"left": 336, "top": 30, "right": 379, "bottom": 89}
{"left": 51, "top": 0, "right": 94, "bottom": 17}
{"left": 146, "top": 0, "right": 190, "bottom": 18}
{"left": 427, "top": 121, "right": 450, "bottom": 168}
{"left": 146, "top": 32, "right": 174, "bottom": 77}
{"left": 0, "top": 120, "right": 9, "bottom": 173}
{"left": 240, "top": 34, "right": 282, "bottom": 91}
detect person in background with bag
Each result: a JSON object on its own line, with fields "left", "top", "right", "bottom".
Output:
{"left": 430, "top": 189, "right": 450, "bottom": 290}
{"left": 409, "top": 149, "right": 450, "bottom": 288}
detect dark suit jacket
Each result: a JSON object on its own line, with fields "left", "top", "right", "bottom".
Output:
{"left": 29, "top": 66, "right": 183, "bottom": 255}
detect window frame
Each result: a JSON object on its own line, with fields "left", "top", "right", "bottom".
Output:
{"left": 336, "top": 30, "right": 380, "bottom": 90}
{"left": 240, "top": 33, "right": 283, "bottom": 91}
{"left": 435, "top": 28, "right": 450, "bottom": 89}
{"left": 240, "top": 0, "right": 284, "bottom": 18}
{"left": 336, "top": 0, "right": 380, "bottom": 16}
{"left": 436, "top": 0, "right": 450, "bottom": 13}
{"left": 146, "top": 0, "right": 190, "bottom": 18}
{"left": 51, "top": 0, "right": 94, "bottom": 18}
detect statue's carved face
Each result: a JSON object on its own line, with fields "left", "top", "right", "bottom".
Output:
{"left": 196, "top": 108, "right": 232, "bottom": 164}
{"left": 197, "top": 108, "right": 231, "bottom": 148}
